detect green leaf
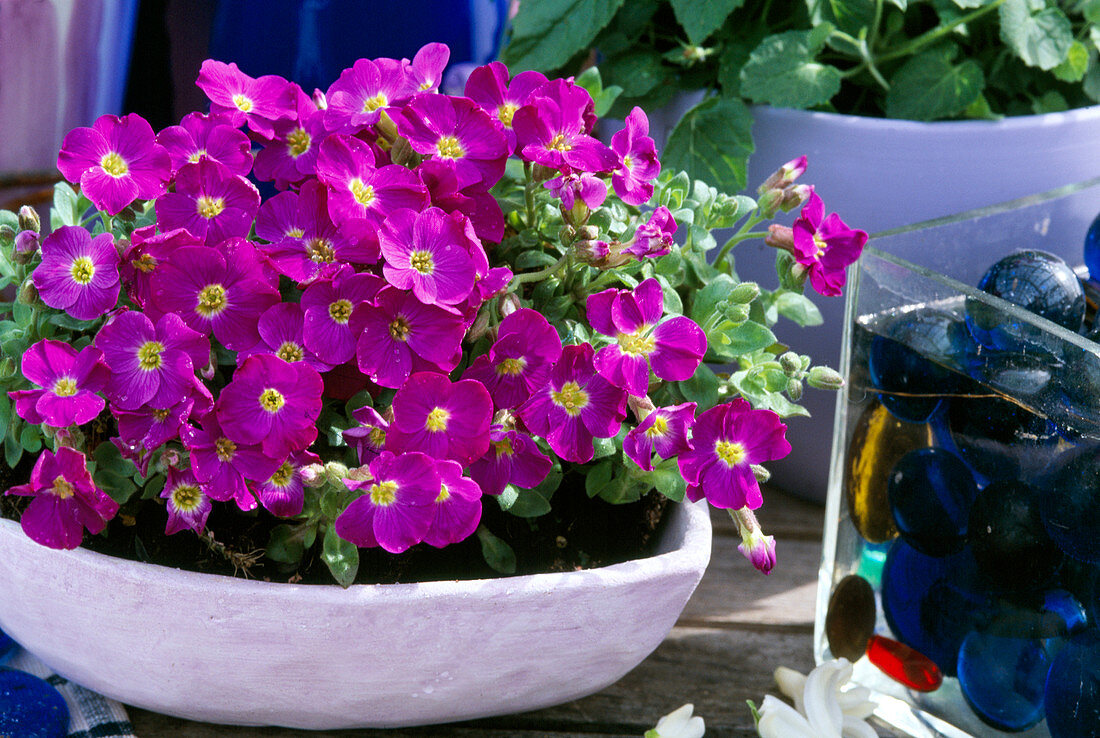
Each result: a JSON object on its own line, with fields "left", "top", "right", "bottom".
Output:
{"left": 717, "top": 40, "right": 754, "bottom": 96}
{"left": 497, "top": 484, "right": 554, "bottom": 517}
{"left": 597, "top": 470, "right": 650, "bottom": 504}
{"left": 690, "top": 273, "right": 737, "bottom": 323}
{"left": 1032, "top": 89, "right": 1069, "bottom": 113}
{"left": 722, "top": 320, "right": 778, "bottom": 354}
{"left": 3, "top": 432, "right": 20, "bottom": 468}
{"left": 584, "top": 459, "right": 615, "bottom": 497}
{"left": 805, "top": 0, "right": 876, "bottom": 36}
{"left": 740, "top": 30, "right": 843, "bottom": 109}
{"left": 501, "top": 0, "right": 627, "bottom": 72}
{"left": 680, "top": 363, "right": 720, "bottom": 409}
{"left": 649, "top": 458, "right": 687, "bottom": 502}
{"left": 885, "top": 49, "right": 984, "bottom": 120}
{"left": 592, "top": 435, "right": 618, "bottom": 459}
{"left": 322, "top": 525, "right": 359, "bottom": 588}
{"left": 515, "top": 249, "right": 560, "bottom": 270}
{"left": 669, "top": 0, "right": 744, "bottom": 44}
{"left": 574, "top": 66, "right": 623, "bottom": 117}
{"left": 663, "top": 97, "right": 754, "bottom": 194}
{"left": 774, "top": 292, "right": 824, "bottom": 327}
{"left": 18, "top": 424, "right": 40, "bottom": 453}
{"left": 600, "top": 50, "right": 667, "bottom": 99}
{"left": 999, "top": 0, "right": 1074, "bottom": 71}
{"left": 266, "top": 524, "right": 307, "bottom": 564}
{"left": 51, "top": 182, "right": 81, "bottom": 229}
{"left": 92, "top": 441, "right": 139, "bottom": 504}
{"left": 1052, "top": 40, "right": 1089, "bottom": 82}
{"left": 477, "top": 525, "right": 517, "bottom": 574}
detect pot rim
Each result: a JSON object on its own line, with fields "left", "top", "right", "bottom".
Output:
{"left": 752, "top": 102, "right": 1100, "bottom": 131}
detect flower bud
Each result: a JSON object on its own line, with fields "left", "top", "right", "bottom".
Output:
{"left": 498, "top": 291, "right": 521, "bottom": 318}
{"left": 750, "top": 464, "right": 771, "bottom": 484}
{"left": 13, "top": 231, "right": 39, "bottom": 263}
{"left": 729, "top": 506, "right": 777, "bottom": 575}
{"left": 780, "top": 184, "right": 813, "bottom": 212}
{"left": 300, "top": 463, "right": 326, "bottom": 488}
{"left": 627, "top": 394, "right": 657, "bottom": 422}
{"left": 764, "top": 224, "right": 795, "bottom": 252}
{"left": 375, "top": 110, "right": 400, "bottom": 143}
{"left": 757, "top": 155, "right": 808, "bottom": 194}
{"left": 346, "top": 465, "right": 373, "bottom": 482}
{"left": 323, "top": 461, "right": 350, "bottom": 485}
{"left": 717, "top": 300, "right": 749, "bottom": 324}
{"left": 558, "top": 224, "right": 576, "bottom": 245}
{"left": 312, "top": 88, "right": 328, "bottom": 109}
{"left": 114, "top": 235, "right": 131, "bottom": 257}
{"left": 574, "top": 238, "right": 611, "bottom": 266}
{"left": 200, "top": 352, "right": 216, "bottom": 380}
{"left": 466, "top": 310, "right": 492, "bottom": 342}
{"left": 159, "top": 448, "right": 182, "bottom": 471}
{"left": 779, "top": 352, "right": 801, "bottom": 376}
{"left": 756, "top": 189, "right": 784, "bottom": 219}
{"left": 0, "top": 225, "right": 14, "bottom": 242}
{"left": 388, "top": 136, "right": 418, "bottom": 167}
{"left": 17, "top": 206, "right": 40, "bottom": 234}
{"left": 17, "top": 280, "right": 38, "bottom": 307}
{"left": 807, "top": 366, "right": 845, "bottom": 391}
{"left": 577, "top": 225, "right": 598, "bottom": 241}
{"left": 786, "top": 378, "right": 803, "bottom": 401}
{"left": 729, "top": 281, "right": 760, "bottom": 304}
{"left": 0, "top": 358, "right": 15, "bottom": 379}
{"left": 532, "top": 164, "right": 557, "bottom": 183}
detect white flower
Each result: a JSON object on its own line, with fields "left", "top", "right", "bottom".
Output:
{"left": 645, "top": 703, "right": 706, "bottom": 738}
{"left": 756, "top": 658, "right": 877, "bottom": 738}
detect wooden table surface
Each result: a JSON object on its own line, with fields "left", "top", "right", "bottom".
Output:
{"left": 128, "top": 489, "right": 853, "bottom": 737}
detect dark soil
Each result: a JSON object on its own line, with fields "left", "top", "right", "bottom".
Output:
{"left": 1, "top": 469, "right": 672, "bottom": 586}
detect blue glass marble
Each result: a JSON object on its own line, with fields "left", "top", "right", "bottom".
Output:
{"left": 1042, "top": 450, "right": 1100, "bottom": 563}
{"left": 887, "top": 448, "right": 977, "bottom": 557}
{"left": 957, "top": 628, "right": 1051, "bottom": 732}
{"left": 0, "top": 628, "right": 16, "bottom": 664}
{"left": 0, "top": 667, "right": 69, "bottom": 738}
{"left": 1045, "top": 629, "right": 1100, "bottom": 738}
{"left": 946, "top": 394, "right": 1063, "bottom": 485}
{"left": 1083, "top": 211, "right": 1100, "bottom": 281}
{"left": 968, "top": 480, "right": 1062, "bottom": 593}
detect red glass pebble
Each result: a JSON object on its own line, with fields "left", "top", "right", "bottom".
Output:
{"left": 867, "top": 634, "right": 943, "bottom": 693}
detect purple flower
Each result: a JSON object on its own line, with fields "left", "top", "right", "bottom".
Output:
{"left": 461, "top": 308, "right": 562, "bottom": 409}
{"left": 464, "top": 62, "right": 548, "bottom": 153}
{"left": 155, "top": 159, "right": 261, "bottom": 246}
{"left": 546, "top": 172, "right": 607, "bottom": 211}
{"left": 10, "top": 340, "right": 109, "bottom": 428}
{"left": 95, "top": 311, "right": 209, "bottom": 410}
{"left": 120, "top": 226, "right": 202, "bottom": 309}
{"left": 791, "top": 190, "right": 868, "bottom": 297}
{"left": 185, "top": 411, "right": 282, "bottom": 512}
{"left": 587, "top": 278, "right": 707, "bottom": 396}
{"left": 385, "top": 372, "right": 492, "bottom": 466}
{"left": 731, "top": 507, "right": 777, "bottom": 575}
{"left": 677, "top": 399, "right": 791, "bottom": 510}
{"left": 252, "top": 86, "right": 324, "bottom": 189}
{"left": 6, "top": 447, "right": 118, "bottom": 549}
{"left": 214, "top": 354, "right": 324, "bottom": 460}
{"left": 315, "top": 134, "right": 429, "bottom": 228}
{"left": 237, "top": 302, "right": 333, "bottom": 372}
{"left": 324, "top": 57, "right": 417, "bottom": 133}
{"left": 351, "top": 286, "right": 465, "bottom": 388}
{"left": 115, "top": 395, "right": 193, "bottom": 452}
{"left": 397, "top": 93, "right": 508, "bottom": 189}
{"left": 150, "top": 241, "right": 280, "bottom": 350}
{"left": 468, "top": 426, "right": 553, "bottom": 496}
{"left": 56, "top": 113, "right": 171, "bottom": 214}
{"left": 417, "top": 160, "right": 505, "bottom": 243}
{"left": 33, "top": 226, "right": 120, "bottom": 320}
{"left": 342, "top": 405, "right": 389, "bottom": 465}
{"left": 334, "top": 450, "right": 440, "bottom": 553}
{"left": 512, "top": 79, "right": 617, "bottom": 173}
{"left": 423, "top": 459, "right": 482, "bottom": 548}
{"left": 379, "top": 207, "right": 482, "bottom": 307}
{"left": 196, "top": 60, "right": 295, "bottom": 138}
{"left": 160, "top": 467, "right": 212, "bottom": 535}
{"left": 622, "top": 206, "right": 677, "bottom": 260}
{"left": 255, "top": 181, "right": 344, "bottom": 282}
{"left": 252, "top": 450, "right": 320, "bottom": 517}
{"left": 156, "top": 111, "right": 253, "bottom": 177}
{"left": 301, "top": 265, "right": 383, "bottom": 365}
{"left": 611, "top": 107, "right": 660, "bottom": 206}
{"left": 623, "top": 402, "right": 696, "bottom": 471}
{"left": 517, "top": 343, "right": 627, "bottom": 464}
{"left": 406, "top": 42, "right": 450, "bottom": 93}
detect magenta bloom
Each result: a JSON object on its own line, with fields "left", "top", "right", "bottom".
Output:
{"left": 196, "top": 60, "right": 295, "bottom": 138}
{"left": 324, "top": 57, "right": 417, "bottom": 133}
{"left": 622, "top": 206, "right": 677, "bottom": 260}
{"left": 252, "top": 86, "right": 324, "bottom": 188}
{"left": 385, "top": 372, "right": 492, "bottom": 466}
{"left": 464, "top": 62, "right": 549, "bottom": 153}
{"left": 546, "top": 172, "right": 607, "bottom": 210}
{"left": 397, "top": 93, "right": 508, "bottom": 189}
{"left": 334, "top": 450, "right": 440, "bottom": 553}
{"left": 417, "top": 160, "right": 505, "bottom": 243}
{"left": 792, "top": 190, "right": 868, "bottom": 297}
{"left": 352, "top": 286, "right": 465, "bottom": 388}
{"left": 677, "top": 399, "right": 791, "bottom": 510}
{"left": 238, "top": 302, "right": 333, "bottom": 372}
{"left": 379, "top": 207, "right": 482, "bottom": 307}
{"left": 512, "top": 79, "right": 617, "bottom": 173}
{"left": 6, "top": 447, "right": 118, "bottom": 549}
{"left": 252, "top": 450, "right": 320, "bottom": 517}
{"left": 406, "top": 42, "right": 450, "bottom": 92}
{"left": 155, "top": 159, "right": 261, "bottom": 246}
{"left": 120, "top": 226, "right": 202, "bottom": 309}
{"left": 56, "top": 113, "right": 170, "bottom": 214}
{"left": 156, "top": 111, "right": 253, "bottom": 177}
{"left": 185, "top": 411, "right": 282, "bottom": 512}
{"left": 95, "top": 311, "right": 209, "bottom": 410}
{"left": 342, "top": 405, "right": 389, "bottom": 465}
{"left": 611, "top": 107, "right": 660, "bottom": 206}
{"left": 587, "top": 278, "right": 706, "bottom": 396}
{"left": 315, "top": 134, "right": 429, "bottom": 227}
{"left": 468, "top": 426, "right": 553, "bottom": 496}
{"left": 255, "top": 181, "right": 355, "bottom": 281}
{"left": 115, "top": 396, "right": 193, "bottom": 452}
{"left": 517, "top": 343, "right": 628, "bottom": 464}
{"left": 150, "top": 241, "right": 280, "bottom": 350}
{"left": 215, "top": 354, "right": 323, "bottom": 460}
{"left": 462, "top": 308, "right": 562, "bottom": 409}
{"left": 160, "top": 467, "right": 212, "bottom": 535}
{"left": 423, "top": 459, "right": 482, "bottom": 548}
{"left": 34, "top": 226, "right": 120, "bottom": 320}
{"left": 623, "top": 402, "right": 696, "bottom": 471}
{"left": 301, "top": 265, "right": 383, "bottom": 365}
{"left": 9, "top": 340, "right": 108, "bottom": 427}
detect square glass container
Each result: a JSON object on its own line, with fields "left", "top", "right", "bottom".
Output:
{"left": 816, "top": 177, "right": 1100, "bottom": 738}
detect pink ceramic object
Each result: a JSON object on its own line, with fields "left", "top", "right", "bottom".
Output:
{"left": 0, "top": 499, "right": 711, "bottom": 729}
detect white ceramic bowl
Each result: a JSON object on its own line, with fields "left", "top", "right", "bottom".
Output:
{"left": 0, "top": 499, "right": 711, "bottom": 729}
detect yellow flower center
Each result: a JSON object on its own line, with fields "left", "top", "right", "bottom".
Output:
{"left": 497, "top": 103, "right": 518, "bottom": 127}
{"left": 286, "top": 227, "right": 305, "bottom": 239}
{"left": 70, "top": 257, "right": 95, "bottom": 285}
{"left": 362, "top": 93, "right": 388, "bottom": 112}
{"left": 53, "top": 377, "right": 78, "bottom": 397}
{"left": 152, "top": 408, "right": 170, "bottom": 421}
{"left": 350, "top": 179, "right": 375, "bottom": 206}
{"left": 496, "top": 357, "right": 526, "bottom": 376}
{"left": 270, "top": 461, "right": 295, "bottom": 487}
{"left": 551, "top": 381, "right": 588, "bottom": 417}
{"left": 368, "top": 427, "right": 386, "bottom": 447}
{"left": 645, "top": 415, "right": 669, "bottom": 438}
{"left": 100, "top": 152, "right": 129, "bottom": 177}
{"left": 137, "top": 341, "right": 164, "bottom": 371}
{"left": 259, "top": 388, "right": 285, "bottom": 413}
{"left": 370, "top": 480, "right": 398, "bottom": 506}
{"left": 813, "top": 234, "right": 828, "bottom": 260}
{"left": 409, "top": 250, "right": 434, "bottom": 274}
{"left": 623, "top": 154, "right": 634, "bottom": 171}
{"left": 307, "top": 237, "right": 336, "bottom": 263}
{"left": 492, "top": 438, "right": 514, "bottom": 457}
{"left": 617, "top": 329, "right": 656, "bottom": 356}
{"left": 133, "top": 253, "right": 157, "bottom": 273}
{"left": 436, "top": 135, "right": 465, "bottom": 159}
{"left": 715, "top": 440, "right": 747, "bottom": 467}
{"left": 436, "top": 483, "right": 451, "bottom": 503}
{"left": 547, "top": 133, "right": 572, "bottom": 152}
{"left": 172, "top": 483, "right": 203, "bottom": 511}
{"left": 232, "top": 93, "right": 253, "bottom": 112}
{"left": 187, "top": 150, "right": 207, "bottom": 163}
{"left": 196, "top": 284, "right": 227, "bottom": 317}
{"left": 197, "top": 196, "right": 226, "bottom": 219}
{"left": 276, "top": 341, "right": 304, "bottom": 362}
{"left": 287, "top": 127, "right": 311, "bottom": 157}
{"left": 215, "top": 436, "right": 237, "bottom": 462}
{"left": 328, "top": 299, "right": 353, "bottom": 324}
{"left": 51, "top": 477, "right": 75, "bottom": 499}
{"left": 425, "top": 407, "right": 450, "bottom": 432}
{"left": 388, "top": 316, "right": 411, "bottom": 341}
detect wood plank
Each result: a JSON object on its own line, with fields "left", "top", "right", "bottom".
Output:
{"left": 710, "top": 486, "right": 826, "bottom": 540}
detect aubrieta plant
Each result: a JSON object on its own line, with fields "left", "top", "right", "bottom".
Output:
{"left": 0, "top": 43, "right": 865, "bottom": 586}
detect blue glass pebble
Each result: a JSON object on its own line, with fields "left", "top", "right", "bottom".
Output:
{"left": 968, "top": 480, "right": 1062, "bottom": 593}
{"left": 1083, "top": 211, "right": 1100, "bottom": 281}
{"left": 887, "top": 448, "right": 977, "bottom": 557}
{"left": 1042, "top": 450, "right": 1100, "bottom": 563}
{"left": 0, "top": 628, "right": 16, "bottom": 664}
{"left": 0, "top": 667, "right": 69, "bottom": 738}
{"left": 947, "top": 394, "right": 1063, "bottom": 486}
{"left": 957, "top": 627, "right": 1051, "bottom": 732}
{"left": 1045, "top": 629, "right": 1100, "bottom": 738}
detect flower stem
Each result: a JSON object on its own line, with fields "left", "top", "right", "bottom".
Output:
{"left": 713, "top": 212, "right": 768, "bottom": 272}
{"left": 875, "top": 0, "right": 1008, "bottom": 64}
{"left": 523, "top": 162, "right": 537, "bottom": 230}
{"left": 508, "top": 252, "right": 570, "bottom": 291}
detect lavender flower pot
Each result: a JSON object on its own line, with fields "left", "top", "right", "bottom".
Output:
{"left": 0, "top": 499, "right": 710, "bottom": 729}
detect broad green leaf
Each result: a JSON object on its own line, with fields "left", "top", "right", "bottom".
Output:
{"left": 740, "top": 30, "right": 843, "bottom": 109}
{"left": 600, "top": 50, "right": 667, "bottom": 99}
{"left": 18, "top": 424, "right": 40, "bottom": 453}
{"left": 690, "top": 273, "right": 737, "bottom": 323}
{"left": 805, "top": 0, "right": 875, "bottom": 37}
{"left": 1031, "top": 89, "right": 1068, "bottom": 113}
{"left": 266, "top": 524, "right": 306, "bottom": 564}
{"left": 1085, "top": 58, "right": 1100, "bottom": 102}
{"left": 93, "top": 441, "right": 139, "bottom": 504}
{"left": 722, "top": 320, "right": 778, "bottom": 355}
{"left": 1052, "top": 40, "right": 1089, "bottom": 82}
{"left": 4, "top": 432, "right": 20, "bottom": 468}
{"left": 669, "top": 0, "right": 745, "bottom": 44}
{"left": 999, "top": 0, "right": 1074, "bottom": 71}
{"left": 649, "top": 458, "right": 687, "bottom": 502}
{"left": 680, "top": 363, "right": 720, "bottom": 409}
{"left": 717, "top": 40, "right": 754, "bottom": 96}
{"left": 885, "top": 0, "right": 906, "bottom": 9}
{"left": 477, "top": 525, "right": 517, "bottom": 574}
{"left": 574, "top": 66, "right": 623, "bottom": 117}
{"left": 501, "top": 0, "right": 627, "bottom": 72}
{"left": 597, "top": 472, "right": 650, "bottom": 504}
{"left": 584, "top": 459, "right": 615, "bottom": 498}
{"left": 663, "top": 97, "right": 754, "bottom": 195}
{"left": 774, "top": 292, "right": 824, "bottom": 327}
{"left": 498, "top": 484, "right": 553, "bottom": 517}
{"left": 885, "top": 50, "right": 984, "bottom": 120}
{"left": 322, "top": 525, "right": 359, "bottom": 588}
{"left": 951, "top": 0, "right": 987, "bottom": 7}
{"left": 51, "top": 182, "right": 81, "bottom": 229}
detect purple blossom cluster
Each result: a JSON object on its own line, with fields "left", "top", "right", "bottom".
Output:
{"left": 3, "top": 43, "right": 846, "bottom": 579}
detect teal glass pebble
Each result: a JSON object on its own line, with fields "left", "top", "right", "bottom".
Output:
{"left": 957, "top": 627, "right": 1051, "bottom": 732}
{"left": 0, "top": 667, "right": 69, "bottom": 738}
{"left": 1045, "top": 629, "right": 1100, "bottom": 738}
